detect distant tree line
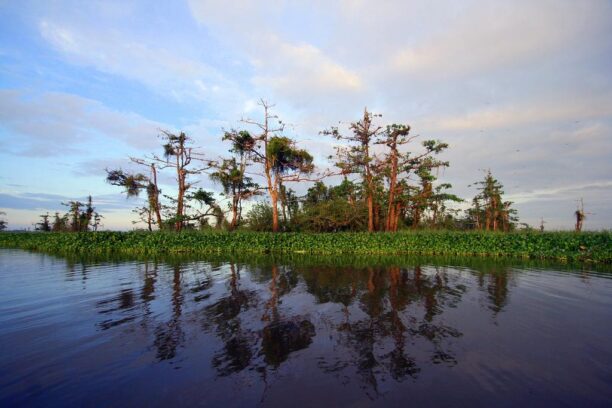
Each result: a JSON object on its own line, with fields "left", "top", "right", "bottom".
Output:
{"left": 105, "top": 101, "right": 520, "bottom": 233}
{"left": 35, "top": 195, "right": 102, "bottom": 232}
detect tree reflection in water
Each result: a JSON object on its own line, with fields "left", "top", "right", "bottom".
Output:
{"left": 260, "top": 265, "right": 315, "bottom": 367}
{"left": 207, "top": 263, "right": 259, "bottom": 375}
{"left": 88, "top": 255, "right": 514, "bottom": 399}
{"left": 153, "top": 264, "right": 185, "bottom": 361}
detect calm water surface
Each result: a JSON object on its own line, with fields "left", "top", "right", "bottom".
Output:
{"left": 1, "top": 249, "right": 611, "bottom": 407}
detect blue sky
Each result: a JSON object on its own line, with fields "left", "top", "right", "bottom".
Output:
{"left": 0, "top": 0, "right": 611, "bottom": 230}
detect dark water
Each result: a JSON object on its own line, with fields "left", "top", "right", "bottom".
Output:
{"left": 1, "top": 249, "right": 611, "bottom": 407}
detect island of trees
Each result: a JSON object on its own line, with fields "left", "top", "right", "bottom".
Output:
{"left": 2, "top": 101, "right": 608, "bottom": 263}
{"left": 102, "top": 102, "right": 518, "bottom": 234}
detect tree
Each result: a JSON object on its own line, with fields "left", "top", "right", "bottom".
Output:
{"left": 213, "top": 130, "right": 261, "bottom": 229}
{"left": 92, "top": 212, "right": 103, "bottom": 231}
{"left": 244, "top": 202, "right": 274, "bottom": 231}
{"left": 210, "top": 157, "right": 259, "bottom": 230}
{"left": 298, "top": 198, "right": 368, "bottom": 232}
{"left": 153, "top": 131, "right": 211, "bottom": 231}
{"left": 35, "top": 213, "right": 52, "bottom": 232}
{"left": 266, "top": 135, "right": 314, "bottom": 229}
{"left": 575, "top": 198, "right": 588, "bottom": 232}
{"left": 56, "top": 196, "right": 99, "bottom": 232}
{"left": 426, "top": 183, "right": 462, "bottom": 228}
{"left": 376, "top": 124, "right": 412, "bottom": 231}
{"left": 106, "top": 164, "right": 163, "bottom": 230}
{"left": 107, "top": 130, "right": 214, "bottom": 231}
{"left": 324, "top": 108, "right": 382, "bottom": 232}
{"left": 377, "top": 129, "right": 450, "bottom": 231}
{"left": 0, "top": 211, "right": 7, "bottom": 231}
{"left": 325, "top": 111, "right": 450, "bottom": 232}
{"left": 63, "top": 200, "right": 85, "bottom": 232}
{"left": 52, "top": 212, "right": 67, "bottom": 232}
{"left": 469, "top": 170, "right": 517, "bottom": 231}
{"left": 238, "top": 100, "right": 316, "bottom": 232}
{"left": 185, "top": 188, "right": 225, "bottom": 229}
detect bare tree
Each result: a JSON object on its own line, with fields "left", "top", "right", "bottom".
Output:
{"left": 151, "top": 131, "right": 212, "bottom": 231}
{"left": 239, "top": 100, "right": 317, "bottom": 232}
{"left": 574, "top": 198, "right": 592, "bottom": 232}
{"left": 107, "top": 130, "right": 213, "bottom": 231}
{"left": 324, "top": 108, "right": 382, "bottom": 232}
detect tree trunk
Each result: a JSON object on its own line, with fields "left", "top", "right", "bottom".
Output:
{"left": 270, "top": 190, "right": 279, "bottom": 232}
{"left": 412, "top": 207, "right": 420, "bottom": 228}
{"left": 387, "top": 203, "right": 396, "bottom": 232}
{"left": 150, "top": 164, "right": 163, "bottom": 230}
{"left": 175, "top": 152, "right": 184, "bottom": 231}
{"left": 147, "top": 209, "right": 153, "bottom": 232}
{"left": 385, "top": 146, "right": 398, "bottom": 231}
{"left": 373, "top": 203, "right": 380, "bottom": 231}
{"left": 367, "top": 195, "right": 374, "bottom": 232}
{"left": 230, "top": 196, "right": 239, "bottom": 230}
{"left": 364, "top": 136, "right": 375, "bottom": 232}
{"left": 280, "top": 186, "right": 287, "bottom": 223}
{"left": 492, "top": 197, "right": 498, "bottom": 231}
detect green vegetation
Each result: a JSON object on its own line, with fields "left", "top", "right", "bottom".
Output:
{"left": 1, "top": 231, "right": 609, "bottom": 263}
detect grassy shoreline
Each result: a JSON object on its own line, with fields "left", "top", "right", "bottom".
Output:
{"left": 0, "top": 231, "right": 610, "bottom": 263}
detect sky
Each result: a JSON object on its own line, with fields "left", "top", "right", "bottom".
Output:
{"left": 0, "top": 0, "right": 611, "bottom": 230}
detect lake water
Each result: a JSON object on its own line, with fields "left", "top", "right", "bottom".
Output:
{"left": 1, "top": 249, "right": 611, "bottom": 407}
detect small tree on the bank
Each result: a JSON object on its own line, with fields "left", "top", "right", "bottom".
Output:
{"left": 106, "top": 169, "right": 162, "bottom": 231}
{"left": 35, "top": 213, "right": 52, "bottom": 232}
{"left": 0, "top": 211, "right": 7, "bottom": 231}
{"left": 574, "top": 198, "right": 589, "bottom": 232}
{"left": 468, "top": 170, "right": 517, "bottom": 231}
{"left": 62, "top": 195, "right": 96, "bottom": 232}
{"left": 52, "top": 212, "right": 67, "bottom": 232}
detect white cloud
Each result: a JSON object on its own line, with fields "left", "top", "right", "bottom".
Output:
{"left": 0, "top": 90, "right": 167, "bottom": 156}
{"left": 390, "top": 1, "right": 610, "bottom": 78}
{"left": 188, "top": 0, "right": 363, "bottom": 105}
{"left": 251, "top": 35, "right": 363, "bottom": 100}
{"left": 507, "top": 181, "right": 612, "bottom": 204}
{"left": 418, "top": 93, "right": 612, "bottom": 132}
{"left": 38, "top": 19, "right": 245, "bottom": 107}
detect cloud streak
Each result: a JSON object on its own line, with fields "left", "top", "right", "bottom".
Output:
{"left": 0, "top": 90, "right": 167, "bottom": 156}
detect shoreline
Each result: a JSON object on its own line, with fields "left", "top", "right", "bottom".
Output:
{"left": 1, "top": 231, "right": 610, "bottom": 263}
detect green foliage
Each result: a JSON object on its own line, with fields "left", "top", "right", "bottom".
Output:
{"left": 1, "top": 231, "right": 609, "bottom": 263}
{"left": 188, "top": 189, "right": 216, "bottom": 207}
{"left": 105, "top": 169, "right": 148, "bottom": 197}
{"left": 467, "top": 170, "right": 517, "bottom": 231}
{"left": 35, "top": 213, "right": 52, "bottom": 232}
{"left": 296, "top": 199, "right": 368, "bottom": 232}
{"left": 244, "top": 202, "right": 274, "bottom": 231}
{"left": 267, "top": 136, "right": 314, "bottom": 175}
{"left": 223, "top": 130, "right": 255, "bottom": 155}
